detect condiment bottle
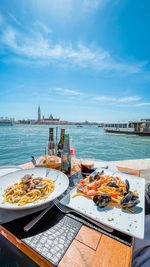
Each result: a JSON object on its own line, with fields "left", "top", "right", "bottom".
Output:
{"left": 70, "top": 148, "right": 76, "bottom": 167}
{"left": 48, "top": 128, "right": 55, "bottom": 155}
{"left": 57, "top": 128, "right": 65, "bottom": 157}
{"left": 61, "top": 134, "right": 71, "bottom": 174}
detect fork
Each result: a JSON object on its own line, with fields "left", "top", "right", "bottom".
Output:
{"left": 53, "top": 199, "right": 113, "bottom": 233}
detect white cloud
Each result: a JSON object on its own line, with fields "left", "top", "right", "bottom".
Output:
{"left": 83, "top": 0, "right": 109, "bottom": 10}
{"left": 0, "top": 24, "right": 147, "bottom": 74}
{"left": 2, "top": 27, "right": 17, "bottom": 48}
{"left": 8, "top": 13, "right": 22, "bottom": 26}
{"left": 93, "top": 96, "right": 116, "bottom": 101}
{"left": 93, "top": 95, "right": 142, "bottom": 105}
{"left": 119, "top": 96, "right": 141, "bottom": 103}
{"left": 55, "top": 88, "right": 63, "bottom": 92}
{"left": 54, "top": 87, "right": 81, "bottom": 96}
{"left": 34, "top": 0, "right": 109, "bottom": 17}
{"left": 34, "top": 21, "right": 52, "bottom": 34}
{"left": 136, "top": 102, "right": 150, "bottom": 107}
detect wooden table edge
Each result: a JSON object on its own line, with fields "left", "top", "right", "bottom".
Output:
{"left": 0, "top": 225, "right": 53, "bottom": 267}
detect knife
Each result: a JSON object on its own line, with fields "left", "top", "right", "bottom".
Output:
{"left": 24, "top": 202, "right": 54, "bottom": 232}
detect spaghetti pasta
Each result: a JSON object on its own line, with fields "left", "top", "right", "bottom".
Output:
{"left": 73, "top": 172, "right": 139, "bottom": 211}
{"left": 3, "top": 174, "right": 55, "bottom": 206}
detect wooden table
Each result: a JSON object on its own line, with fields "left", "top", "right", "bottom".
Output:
{"left": 0, "top": 162, "right": 138, "bottom": 267}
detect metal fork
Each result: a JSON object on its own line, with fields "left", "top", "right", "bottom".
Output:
{"left": 53, "top": 199, "right": 113, "bottom": 233}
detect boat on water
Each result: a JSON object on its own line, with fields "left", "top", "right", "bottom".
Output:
{"left": 0, "top": 120, "right": 13, "bottom": 126}
{"left": 104, "top": 119, "right": 150, "bottom": 136}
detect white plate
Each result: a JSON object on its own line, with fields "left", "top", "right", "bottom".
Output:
{"left": 61, "top": 169, "right": 145, "bottom": 239}
{"left": 0, "top": 167, "right": 69, "bottom": 210}
{"left": 0, "top": 166, "right": 23, "bottom": 177}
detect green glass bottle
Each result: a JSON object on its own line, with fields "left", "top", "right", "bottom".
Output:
{"left": 48, "top": 128, "right": 55, "bottom": 155}
{"left": 57, "top": 128, "right": 65, "bottom": 157}
{"left": 61, "top": 134, "right": 71, "bottom": 174}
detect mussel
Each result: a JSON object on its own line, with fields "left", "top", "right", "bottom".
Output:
{"left": 107, "top": 180, "right": 119, "bottom": 188}
{"left": 21, "top": 174, "right": 32, "bottom": 183}
{"left": 32, "top": 177, "right": 43, "bottom": 185}
{"left": 93, "top": 194, "right": 111, "bottom": 208}
{"left": 35, "top": 182, "right": 47, "bottom": 189}
{"left": 125, "top": 179, "right": 130, "bottom": 194}
{"left": 23, "top": 181, "right": 35, "bottom": 191}
{"left": 89, "top": 170, "right": 104, "bottom": 182}
{"left": 120, "top": 192, "right": 140, "bottom": 208}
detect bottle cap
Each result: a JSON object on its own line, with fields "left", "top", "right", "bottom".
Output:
{"left": 70, "top": 148, "right": 76, "bottom": 155}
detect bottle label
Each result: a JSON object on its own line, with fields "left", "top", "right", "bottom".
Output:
{"left": 62, "top": 155, "right": 66, "bottom": 161}
{"left": 61, "top": 154, "right": 71, "bottom": 174}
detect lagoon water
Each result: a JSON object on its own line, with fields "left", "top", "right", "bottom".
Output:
{"left": 0, "top": 125, "right": 150, "bottom": 166}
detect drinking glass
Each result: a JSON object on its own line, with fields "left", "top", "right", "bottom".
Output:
{"left": 45, "top": 146, "right": 61, "bottom": 169}
{"left": 79, "top": 158, "right": 95, "bottom": 176}
{"left": 45, "top": 146, "right": 56, "bottom": 169}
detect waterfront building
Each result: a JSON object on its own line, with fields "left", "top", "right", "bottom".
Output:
{"left": 37, "top": 106, "right": 60, "bottom": 125}
{"left": 60, "top": 120, "right": 69, "bottom": 125}
{"left": 38, "top": 106, "right": 41, "bottom": 121}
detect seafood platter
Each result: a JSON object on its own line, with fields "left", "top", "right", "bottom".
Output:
{"left": 60, "top": 169, "right": 145, "bottom": 239}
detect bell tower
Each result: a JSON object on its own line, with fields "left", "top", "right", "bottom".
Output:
{"left": 38, "top": 106, "right": 41, "bottom": 121}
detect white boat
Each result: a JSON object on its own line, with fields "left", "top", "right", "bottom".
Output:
{"left": 104, "top": 120, "right": 150, "bottom": 136}
{"left": 0, "top": 120, "right": 13, "bottom": 126}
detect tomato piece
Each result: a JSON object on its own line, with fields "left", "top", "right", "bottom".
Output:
{"left": 87, "top": 190, "right": 96, "bottom": 196}
{"left": 82, "top": 188, "right": 88, "bottom": 195}
{"left": 100, "top": 179, "right": 106, "bottom": 185}
{"left": 80, "top": 180, "right": 85, "bottom": 186}
{"left": 116, "top": 177, "right": 120, "bottom": 180}
{"left": 110, "top": 193, "right": 118, "bottom": 199}
{"left": 93, "top": 182, "right": 96, "bottom": 191}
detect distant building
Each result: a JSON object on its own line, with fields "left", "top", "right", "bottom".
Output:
{"left": 38, "top": 106, "right": 41, "bottom": 121}
{"left": 37, "top": 106, "right": 60, "bottom": 125}
{"left": 18, "top": 120, "right": 31, "bottom": 124}
{"left": 60, "top": 120, "right": 69, "bottom": 125}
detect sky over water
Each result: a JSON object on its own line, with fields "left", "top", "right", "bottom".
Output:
{"left": 0, "top": 0, "right": 150, "bottom": 122}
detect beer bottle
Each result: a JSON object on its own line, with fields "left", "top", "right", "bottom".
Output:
{"left": 61, "top": 134, "right": 71, "bottom": 174}
{"left": 57, "top": 128, "right": 65, "bottom": 157}
{"left": 48, "top": 128, "right": 55, "bottom": 155}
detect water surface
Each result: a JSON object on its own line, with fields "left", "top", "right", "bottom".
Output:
{"left": 0, "top": 125, "right": 150, "bottom": 165}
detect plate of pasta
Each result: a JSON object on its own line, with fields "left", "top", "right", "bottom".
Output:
{"left": 0, "top": 167, "right": 69, "bottom": 210}
{"left": 60, "top": 169, "right": 145, "bottom": 239}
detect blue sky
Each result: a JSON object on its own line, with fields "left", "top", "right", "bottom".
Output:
{"left": 0, "top": 0, "right": 150, "bottom": 122}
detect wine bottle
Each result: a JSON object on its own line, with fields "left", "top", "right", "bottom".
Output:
{"left": 61, "top": 134, "right": 71, "bottom": 174}
{"left": 57, "top": 128, "right": 65, "bottom": 157}
{"left": 48, "top": 128, "right": 55, "bottom": 155}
